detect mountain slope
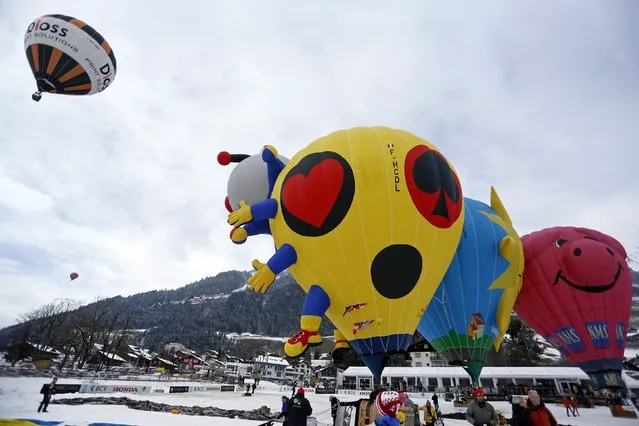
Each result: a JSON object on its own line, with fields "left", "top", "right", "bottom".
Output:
{"left": 0, "top": 271, "right": 335, "bottom": 351}
{"left": 1, "top": 267, "right": 637, "bottom": 351}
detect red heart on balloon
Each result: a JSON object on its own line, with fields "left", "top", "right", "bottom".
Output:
{"left": 281, "top": 158, "right": 344, "bottom": 228}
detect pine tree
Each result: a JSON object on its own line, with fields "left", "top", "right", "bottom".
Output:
{"left": 503, "top": 316, "right": 545, "bottom": 366}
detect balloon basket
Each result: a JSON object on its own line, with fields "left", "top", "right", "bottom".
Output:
{"left": 31, "top": 92, "right": 42, "bottom": 102}
{"left": 609, "top": 405, "right": 638, "bottom": 418}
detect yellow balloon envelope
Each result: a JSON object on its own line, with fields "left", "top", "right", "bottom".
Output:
{"left": 226, "top": 127, "right": 464, "bottom": 378}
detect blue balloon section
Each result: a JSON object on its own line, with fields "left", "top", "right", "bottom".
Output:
{"left": 417, "top": 197, "right": 511, "bottom": 381}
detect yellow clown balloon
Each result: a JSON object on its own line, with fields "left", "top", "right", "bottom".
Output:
{"left": 225, "top": 126, "right": 464, "bottom": 378}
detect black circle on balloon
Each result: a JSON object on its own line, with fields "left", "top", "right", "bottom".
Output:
{"left": 370, "top": 244, "right": 423, "bottom": 299}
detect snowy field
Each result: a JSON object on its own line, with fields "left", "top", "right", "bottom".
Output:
{"left": 0, "top": 377, "right": 637, "bottom": 426}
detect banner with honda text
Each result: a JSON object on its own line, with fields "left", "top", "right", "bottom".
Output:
{"left": 80, "top": 384, "right": 152, "bottom": 394}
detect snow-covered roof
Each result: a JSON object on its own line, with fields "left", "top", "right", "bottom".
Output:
{"left": 311, "top": 359, "right": 331, "bottom": 368}
{"left": 254, "top": 355, "right": 289, "bottom": 367}
{"left": 624, "top": 348, "right": 639, "bottom": 359}
{"left": 623, "top": 371, "right": 639, "bottom": 389}
{"left": 343, "top": 366, "right": 591, "bottom": 379}
{"left": 98, "top": 351, "right": 127, "bottom": 362}
{"left": 226, "top": 360, "right": 252, "bottom": 366}
{"left": 155, "top": 357, "right": 178, "bottom": 366}
{"left": 26, "top": 342, "right": 63, "bottom": 356}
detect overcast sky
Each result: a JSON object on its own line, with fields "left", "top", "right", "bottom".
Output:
{"left": 0, "top": 0, "right": 637, "bottom": 328}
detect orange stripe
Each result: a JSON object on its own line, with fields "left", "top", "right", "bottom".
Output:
{"left": 46, "top": 48, "right": 63, "bottom": 75}
{"left": 58, "top": 64, "right": 85, "bottom": 83}
{"left": 31, "top": 44, "right": 40, "bottom": 72}
{"left": 101, "top": 40, "right": 112, "bottom": 54}
{"left": 64, "top": 83, "right": 92, "bottom": 92}
{"left": 69, "top": 18, "right": 86, "bottom": 28}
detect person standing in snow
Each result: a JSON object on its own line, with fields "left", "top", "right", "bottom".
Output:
{"left": 561, "top": 395, "right": 572, "bottom": 416}
{"left": 432, "top": 393, "right": 439, "bottom": 410}
{"left": 277, "top": 396, "right": 289, "bottom": 426}
{"left": 419, "top": 400, "right": 438, "bottom": 426}
{"left": 252, "top": 382, "right": 257, "bottom": 394}
{"left": 402, "top": 396, "right": 420, "bottom": 426}
{"left": 466, "top": 388, "right": 497, "bottom": 426}
{"left": 525, "top": 390, "right": 557, "bottom": 426}
{"left": 570, "top": 397, "right": 580, "bottom": 416}
{"left": 37, "top": 377, "right": 57, "bottom": 413}
{"left": 287, "top": 387, "right": 312, "bottom": 426}
{"left": 510, "top": 397, "right": 531, "bottom": 426}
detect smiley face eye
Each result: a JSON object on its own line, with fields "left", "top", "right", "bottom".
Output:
{"left": 555, "top": 238, "right": 567, "bottom": 248}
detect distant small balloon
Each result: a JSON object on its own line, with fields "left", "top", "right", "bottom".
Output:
{"left": 70, "top": 272, "right": 79, "bottom": 281}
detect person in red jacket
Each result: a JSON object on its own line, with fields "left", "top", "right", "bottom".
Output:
{"left": 561, "top": 395, "right": 572, "bottom": 416}
{"left": 570, "top": 397, "right": 580, "bottom": 416}
{"left": 526, "top": 391, "right": 557, "bottom": 426}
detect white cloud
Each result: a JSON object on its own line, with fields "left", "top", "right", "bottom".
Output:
{"left": 0, "top": 0, "right": 637, "bottom": 327}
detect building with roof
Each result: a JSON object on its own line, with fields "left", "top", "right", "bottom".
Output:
{"left": 339, "top": 366, "right": 597, "bottom": 395}
{"left": 253, "top": 354, "right": 289, "bottom": 381}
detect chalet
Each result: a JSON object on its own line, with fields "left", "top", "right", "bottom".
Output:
{"left": 315, "top": 364, "right": 340, "bottom": 382}
{"left": 286, "top": 366, "right": 304, "bottom": 383}
{"left": 195, "top": 357, "right": 226, "bottom": 377}
{"left": 406, "top": 339, "right": 447, "bottom": 368}
{"left": 179, "top": 353, "right": 207, "bottom": 371}
{"left": 95, "top": 350, "right": 127, "bottom": 366}
{"left": 225, "top": 361, "right": 254, "bottom": 379}
{"left": 150, "top": 356, "right": 178, "bottom": 371}
{"left": 253, "top": 354, "right": 289, "bottom": 381}
{"left": 126, "top": 345, "right": 153, "bottom": 368}
{"left": 26, "top": 342, "right": 63, "bottom": 369}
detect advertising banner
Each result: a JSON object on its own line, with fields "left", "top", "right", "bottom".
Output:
{"left": 169, "top": 386, "right": 190, "bottom": 394}
{"left": 80, "top": 384, "right": 151, "bottom": 394}
{"left": 52, "top": 384, "right": 82, "bottom": 394}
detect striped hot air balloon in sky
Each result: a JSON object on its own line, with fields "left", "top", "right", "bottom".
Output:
{"left": 24, "top": 14, "right": 117, "bottom": 102}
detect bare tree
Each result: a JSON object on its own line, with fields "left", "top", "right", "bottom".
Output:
{"left": 74, "top": 298, "right": 111, "bottom": 369}
{"left": 38, "top": 299, "right": 80, "bottom": 356}
{"left": 104, "top": 313, "right": 133, "bottom": 370}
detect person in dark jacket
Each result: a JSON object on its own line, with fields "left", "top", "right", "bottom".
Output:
{"left": 277, "top": 396, "right": 289, "bottom": 425}
{"left": 510, "top": 397, "right": 532, "bottom": 426}
{"left": 370, "top": 386, "right": 381, "bottom": 401}
{"left": 330, "top": 396, "right": 340, "bottom": 425}
{"left": 38, "top": 377, "right": 57, "bottom": 413}
{"left": 286, "top": 387, "right": 312, "bottom": 426}
{"left": 432, "top": 393, "right": 439, "bottom": 410}
{"left": 252, "top": 382, "right": 257, "bottom": 394}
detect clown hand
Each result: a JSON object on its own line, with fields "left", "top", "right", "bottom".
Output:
{"left": 227, "top": 200, "right": 252, "bottom": 226}
{"left": 248, "top": 259, "right": 276, "bottom": 293}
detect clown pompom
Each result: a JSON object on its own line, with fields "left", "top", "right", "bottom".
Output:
{"left": 371, "top": 391, "right": 406, "bottom": 426}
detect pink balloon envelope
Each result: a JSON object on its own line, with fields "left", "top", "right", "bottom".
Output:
{"left": 514, "top": 226, "right": 632, "bottom": 389}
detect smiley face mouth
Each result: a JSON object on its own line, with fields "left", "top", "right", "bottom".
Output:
{"left": 552, "top": 263, "right": 623, "bottom": 293}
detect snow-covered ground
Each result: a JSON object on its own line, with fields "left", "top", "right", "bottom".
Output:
{"left": 0, "top": 377, "right": 637, "bottom": 426}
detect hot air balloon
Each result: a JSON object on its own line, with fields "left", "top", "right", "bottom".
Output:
{"left": 417, "top": 188, "right": 524, "bottom": 383}
{"left": 225, "top": 127, "right": 464, "bottom": 379}
{"left": 70, "top": 272, "right": 79, "bottom": 281}
{"left": 514, "top": 226, "right": 632, "bottom": 389}
{"left": 24, "top": 14, "right": 116, "bottom": 102}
